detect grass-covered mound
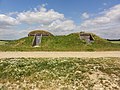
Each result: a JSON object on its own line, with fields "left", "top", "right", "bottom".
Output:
{"left": 28, "top": 30, "right": 53, "bottom": 36}
{"left": 0, "top": 32, "right": 120, "bottom": 51}
{"left": 0, "top": 57, "right": 120, "bottom": 89}
{"left": 0, "top": 41, "right": 8, "bottom": 45}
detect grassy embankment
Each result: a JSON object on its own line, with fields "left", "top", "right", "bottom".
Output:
{"left": 0, "top": 57, "right": 120, "bottom": 89}
{"left": 0, "top": 33, "right": 120, "bottom": 51}
{"left": 110, "top": 41, "right": 120, "bottom": 44}
{"left": 0, "top": 40, "right": 9, "bottom": 45}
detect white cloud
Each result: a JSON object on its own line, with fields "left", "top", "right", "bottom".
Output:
{"left": 49, "top": 20, "right": 76, "bottom": 31}
{"left": 81, "top": 12, "right": 90, "bottom": 19}
{"left": 105, "top": 4, "right": 120, "bottom": 22}
{"left": 0, "top": 14, "right": 19, "bottom": 28}
{"left": 8, "top": 11, "right": 19, "bottom": 16}
{"left": 34, "top": 19, "right": 76, "bottom": 35}
{"left": 0, "top": 28, "right": 33, "bottom": 40}
{"left": 79, "top": 4, "right": 120, "bottom": 39}
{"left": 0, "top": 4, "right": 120, "bottom": 39}
{"left": 0, "top": 29, "right": 21, "bottom": 40}
{"left": 81, "top": 4, "right": 120, "bottom": 27}
{"left": 0, "top": 5, "right": 76, "bottom": 39}
{"left": 17, "top": 7, "right": 64, "bottom": 25}
{"left": 41, "top": 3, "right": 48, "bottom": 7}
{"left": 103, "top": 3, "right": 107, "bottom": 6}
{"left": 16, "top": 5, "right": 76, "bottom": 35}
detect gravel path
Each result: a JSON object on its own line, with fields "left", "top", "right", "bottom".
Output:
{"left": 0, "top": 51, "right": 120, "bottom": 58}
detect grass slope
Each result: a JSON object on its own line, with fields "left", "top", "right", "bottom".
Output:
{"left": 0, "top": 41, "right": 7, "bottom": 45}
{"left": 0, "top": 33, "right": 120, "bottom": 51}
{"left": 0, "top": 58, "right": 120, "bottom": 89}
{"left": 110, "top": 41, "right": 120, "bottom": 44}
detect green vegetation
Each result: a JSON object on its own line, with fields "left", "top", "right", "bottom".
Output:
{"left": 0, "top": 41, "right": 8, "bottom": 45}
{"left": 0, "top": 33, "right": 120, "bottom": 51}
{"left": 0, "top": 57, "right": 120, "bottom": 89}
{"left": 28, "top": 30, "right": 53, "bottom": 36}
{"left": 110, "top": 41, "right": 120, "bottom": 44}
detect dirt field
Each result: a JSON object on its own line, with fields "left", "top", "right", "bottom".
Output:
{"left": 0, "top": 51, "right": 120, "bottom": 58}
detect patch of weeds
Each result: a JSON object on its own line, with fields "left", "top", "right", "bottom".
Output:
{"left": 0, "top": 57, "right": 120, "bottom": 90}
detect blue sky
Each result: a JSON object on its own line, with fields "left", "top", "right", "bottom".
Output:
{"left": 0, "top": 0, "right": 120, "bottom": 39}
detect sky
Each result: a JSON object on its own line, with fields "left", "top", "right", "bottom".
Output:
{"left": 0, "top": 0, "right": 120, "bottom": 40}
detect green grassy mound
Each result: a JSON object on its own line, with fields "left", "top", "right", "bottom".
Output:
{"left": 0, "top": 41, "right": 8, "bottom": 45}
{"left": 0, "top": 32, "right": 120, "bottom": 51}
{"left": 0, "top": 58, "right": 120, "bottom": 89}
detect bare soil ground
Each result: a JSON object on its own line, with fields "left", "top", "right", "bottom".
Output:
{"left": 0, "top": 51, "right": 120, "bottom": 58}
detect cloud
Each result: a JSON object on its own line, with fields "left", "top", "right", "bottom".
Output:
{"left": 0, "top": 28, "right": 33, "bottom": 40}
{"left": 0, "top": 4, "right": 120, "bottom": 39}
{"left": 17, "top": 7, "right": 64, "bottom": 25}
{"left": 8, "top": 11, "right": 19, "bottom": 16}
{"left": 32, "top": 19, "right": 76, "bottom": 35}
{"left": 79, "top": 4, "right": 120, "bottom": 39}
{"left": 16, "top": 5, "right": 76, "bottom": 35}
{"left": 81, "top": 4, "right": 120, "bottom": 27}
{"left": 0, "top": 29, "right": 20, "bottom": 40}
{"left": 103, "top": 3, "right": 107, "bottom": 6}
{"left": 0, "top": 14, "right": 19, "bottom": 28}
{"left": 49, "top": 20, "right": 76, "bottom": 31}
{"left": 81, "top": 12, "right": 90, "bottom": 19}
{"left": 0, "top": 5, "right": 76, "bottom": 39}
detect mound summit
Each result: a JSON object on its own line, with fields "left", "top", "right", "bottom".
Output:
{"left": 28, "top": 30, "right": 53, "bottom": 36}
